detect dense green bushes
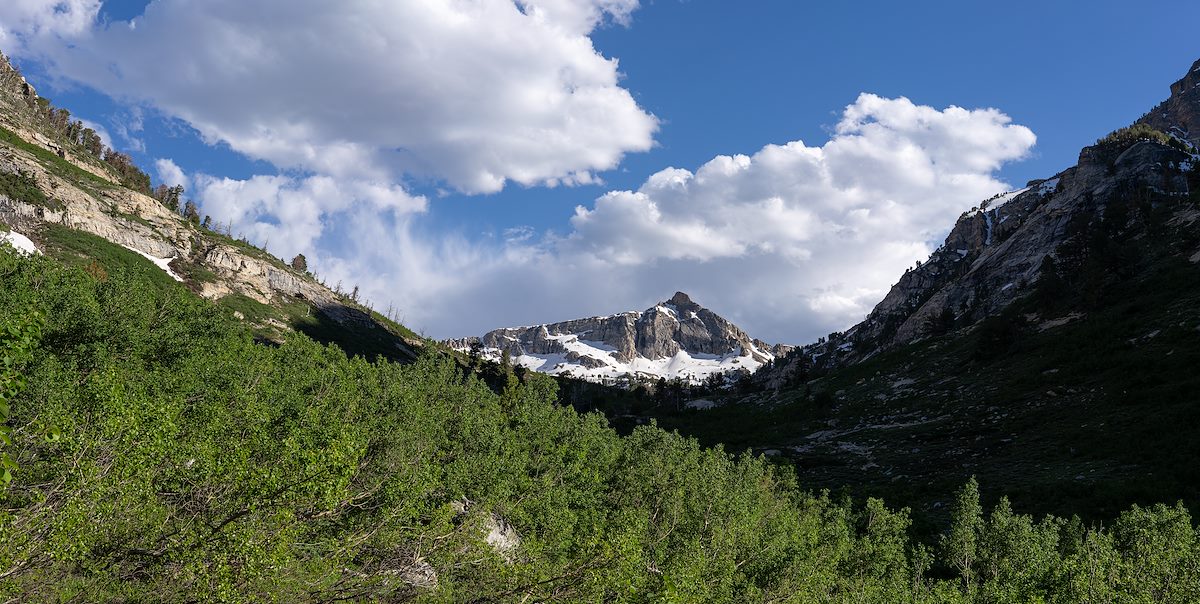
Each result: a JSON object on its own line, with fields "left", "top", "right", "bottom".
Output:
{"left": 0, "top": 249, "right": 1198, "bottom": 602}
{"left": 0, "top": 169, "right": 56, "bottom": 210}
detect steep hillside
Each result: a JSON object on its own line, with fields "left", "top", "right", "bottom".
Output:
{"left": 1138, "top": 57, "right": 1200, "bottom": 145}
{"left": 449, "top": 291, "right": 791, "bottom": 384}
{"left": 0, "top": 51, "right": 423, "bottom": 362}
{"left": 761, "top": 58, "right": 1200, "bottom": 384}
{"left": 644, "top": 58, "right": 1200, "bottom": 520}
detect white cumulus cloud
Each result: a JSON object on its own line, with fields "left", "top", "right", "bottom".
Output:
{"left": 9, "top": 0, "right": 657, "bottom": 194}
{"left": 145, "top": 94, "right": 1034, "bottom": 345}
{"left": 0, "top": 0, "right": 100, "bottom": 52}
{"left": 191, "top": 173, "right": 427, "bottom": 264}
{"left": 3, "top": 2, "right": 1039, "bottom": 345}
{"left": 329, "top": 94, "right": 1035, "bottom": 342}
{"left": 154, "top": 158, "right": 188, "bottom": 190}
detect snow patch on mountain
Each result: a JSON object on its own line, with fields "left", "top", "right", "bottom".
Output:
{"left": 984, "top": 187, "right": 1030, "bottom": 211}
{"left": 450, "top": 291, "right": 791, "bottom": 385}
{"left": 121, "top": 244, "right": 184, "bottom": 282}
{"left": 509, "top": 344, "right": 765, "bottom": 384}
{"left": 1037, "top": 178, "right": 1060, "bottom": 195}
{"left": 1, "top": 228, "right": 39, "bottom": 256}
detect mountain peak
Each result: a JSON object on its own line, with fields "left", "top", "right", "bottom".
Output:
{"left": 448, "top": 291, "right": 792, "bottom": 385}
{"left": 667, "top": 291, "right": 696, "bottom": 307}
{"left": 1138, "top": 57, "right": 1200, "bottom": 146}
{"left": 1167, "top": 57, "right": 1200, "bottom": 103}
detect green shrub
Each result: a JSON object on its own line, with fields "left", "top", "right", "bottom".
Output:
{"left": 1096, "top": 123, "right": 1190, "bottom": 154}
{"left": 0, "top": 169, "right": 60, "bottom": 210}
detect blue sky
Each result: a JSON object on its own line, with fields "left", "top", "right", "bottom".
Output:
{"left": 2, "top": 0, "right": 1197, "bottom": 343}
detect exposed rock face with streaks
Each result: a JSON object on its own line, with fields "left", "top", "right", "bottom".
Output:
{"left": 0, "top": 145, "right": 338, "bottom": 307}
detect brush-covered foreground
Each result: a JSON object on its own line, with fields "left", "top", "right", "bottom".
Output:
{"left": 1, "top": 247, "right": 1198, "bottom": 602}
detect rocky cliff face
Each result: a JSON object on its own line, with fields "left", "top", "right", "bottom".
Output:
{"left": 1139, "top": 58, "right": 1200, "bottom": 146}
{"left": 449, "top": 292, "right": 792, "bottom": 384}
{"left": 760, "top": 58, "right": 1200, "bottom": 387}
{"left": 0, "top": 53, "right": 115, "bottom": 183}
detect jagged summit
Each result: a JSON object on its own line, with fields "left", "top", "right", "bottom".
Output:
{"left": 1137, "top": 57, "right": 1200, "bottom": 146}
{"left": 448, "top": 292, "right": 792, "bottom": 385}
{"left": 667, "top": 291, "right": 697, "bottom": 308}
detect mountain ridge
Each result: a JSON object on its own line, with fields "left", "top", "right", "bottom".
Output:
{"left": 447, "top": 291, "right": 793, "bottom": 384}
{"left": 755, "top": 59, "right": 1200, "bottom": 388}
{"left": 0, "top": 50, "right": 426, "bottom": 363}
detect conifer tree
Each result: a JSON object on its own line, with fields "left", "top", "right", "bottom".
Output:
{"left": 182, "top": 200, "right": 201, "bottom": 225}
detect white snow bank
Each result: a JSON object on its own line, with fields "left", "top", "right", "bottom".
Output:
{"left": 983, "top": 187, "right": 1029, "bottom": 211}
{"left": 1, "top": 229, "right": 40, "bottom": 256}
{"left": 121, "top": 244, "right": 185, "bottom": 282}
{"left": 1037, "top": 178, "right": 1060, "bottom": 195}
{"left": 485, "top": 338, "right": 769, "bottom": 385}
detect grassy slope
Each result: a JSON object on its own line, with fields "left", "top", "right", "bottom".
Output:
{"left": 217, "top": 291, "right": 423, "bottom": 362}
{"left": 29, "top": 216, "right": 426, "bottom": 364}
{"left": 39, "top": 224, "right": 182, "bottom": 292}
{"left": 0, "top": 121, "right": 429, "bottom": 364}
{"left": 0, "top": 125, "right": 115, "bottom": 195}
